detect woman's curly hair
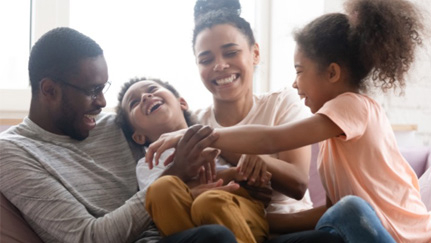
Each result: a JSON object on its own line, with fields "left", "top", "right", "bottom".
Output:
{"left": 192, "top": 0, "right": 255, "bottom": 49}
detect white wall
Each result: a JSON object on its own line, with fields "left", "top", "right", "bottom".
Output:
{"left": 1, "top": 0, "right": 430, "bottom": 146}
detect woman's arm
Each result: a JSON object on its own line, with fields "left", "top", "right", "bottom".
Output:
{"left": 213, "top": 114, "right": 343, "bottom": 155}
{"left": 267, "top": 205, "right": 328, "bottom": 233}
{"left": 261, "top": 146, "right": 311, "bottom": 200}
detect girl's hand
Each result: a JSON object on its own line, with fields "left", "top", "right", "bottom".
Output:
{"left": 237, "top": 154, "right": 272, "bottom": 187}
{"left": 145, "top": 129, "right": 186, "bottom": 169}
{"left": 145, "top": 124, "right": 218, "bottom": 168}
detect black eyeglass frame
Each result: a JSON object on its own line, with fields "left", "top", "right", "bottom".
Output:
{"left": 60, "top": 81, "right": 111, "bottom": 100}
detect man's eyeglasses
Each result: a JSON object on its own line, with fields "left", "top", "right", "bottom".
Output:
{"left": 61, "top": 81, "right": 111, "bottom": 100}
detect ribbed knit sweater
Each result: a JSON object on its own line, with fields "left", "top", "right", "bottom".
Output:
{"left": 0, "top": 113, "right": 159, "bottom": 243}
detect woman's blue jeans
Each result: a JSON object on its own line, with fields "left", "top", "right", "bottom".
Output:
{"left": 316, "top": 195, "right": 396, "bottom": 243}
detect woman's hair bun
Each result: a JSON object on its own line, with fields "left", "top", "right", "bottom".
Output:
{"left": 194, "top": 0, "right": 241, "bottom": 21}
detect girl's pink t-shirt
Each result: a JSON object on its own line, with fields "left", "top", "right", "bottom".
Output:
{"left": 317, "top": 92, "right": 431, "bottom": 242}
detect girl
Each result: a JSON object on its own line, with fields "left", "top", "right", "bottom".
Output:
{"left": 149, "top": 0, "right": 430, "bottom": 241}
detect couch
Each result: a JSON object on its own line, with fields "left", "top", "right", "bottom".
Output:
{"left": 1, "top": 141, "right": 430, "bottom": 242}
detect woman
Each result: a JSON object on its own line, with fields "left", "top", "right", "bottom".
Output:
{"left": 191, "top": 0, "right": 313, "bottom": 215}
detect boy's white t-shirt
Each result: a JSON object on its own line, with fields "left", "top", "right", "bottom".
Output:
{"left": 193, "top": 88, "right": 313, "bottom": 214}
{"left": 136, "top": 149, "right": 172, "bottom": 191}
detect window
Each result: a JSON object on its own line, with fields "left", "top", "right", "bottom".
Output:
{"left": 69, "top": 0, "right": 256, "bottom": 110}
{"left": 269, "top": 0, "right": 327, "bottom": 91}
{"left": 0, "top": 1, "right": 31, "bottom": 89}
{"left": 0, "top": 0, "right": 325, "bottom": 111}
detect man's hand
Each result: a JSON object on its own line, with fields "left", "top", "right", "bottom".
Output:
{"left": 146, "top": 125, "right": 219, "bottom": 168}
{"left": 161, "top": 125, "right": 220, "bottom": 182}
{"left": 190, "top": 179, "right": 240, "bottom": 199}
{"left": 197, "top": 148, "right": 219, "bottom": 184}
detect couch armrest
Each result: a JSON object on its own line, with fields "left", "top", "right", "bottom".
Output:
{"left": 0, "top": 193, "right": 43, "bottom": 243}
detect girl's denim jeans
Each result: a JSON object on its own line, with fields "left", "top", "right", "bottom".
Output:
{"left": 316, "top": 195, "right": 396, "bottom": 243}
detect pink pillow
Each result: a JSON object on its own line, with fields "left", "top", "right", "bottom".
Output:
{"left": 308, "top": 143, "right": 326, "bottom": 207}
{"left": 419, "top": 167, "right": 431, "bottom": 211}
{"left": 0, "top": 193, "right": 43, "bottom": 243}
{"left": 399, "top": 146, "right": 430, "bottom": 177}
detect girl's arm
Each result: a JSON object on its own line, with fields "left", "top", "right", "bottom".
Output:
{"left": 213, "top": 114, "right": 343, "bottom": 155}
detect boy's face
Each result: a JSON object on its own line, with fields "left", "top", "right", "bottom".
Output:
{"left": 121, "top": 80, "right": 189, "bottom": 145}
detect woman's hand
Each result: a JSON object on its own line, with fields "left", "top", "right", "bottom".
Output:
{"left": 239, "top": 182, "right": 273, "bottom": 208}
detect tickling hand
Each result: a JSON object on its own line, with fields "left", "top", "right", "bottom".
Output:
{"left": 146, "top": 125, "right": 218, "bottom": 168}
{"left": 157, "top": 125, "right": 219, "bottom": 181}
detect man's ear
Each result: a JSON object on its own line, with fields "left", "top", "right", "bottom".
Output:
{"left": 132, "top": 131, "right": 147, "bottom": 145}
{"left": 252, "top": 43, "right": 260, "bottom": 65}
{"left": 179, "top": 97, "right": 189, "bottom": 111}
{"left": 40, "top": 78, "right": 60, "bottom": 101}
{"left": 327, "top": 63, "right": 341, "bottom": 83}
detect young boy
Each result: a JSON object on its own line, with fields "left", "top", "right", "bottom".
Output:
{"left": 116, "top": 77, "right": 271, "bottom": 243}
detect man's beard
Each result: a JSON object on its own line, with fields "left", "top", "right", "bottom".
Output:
{"left": 56, "top": 94, "right": 88, "bottom": 141}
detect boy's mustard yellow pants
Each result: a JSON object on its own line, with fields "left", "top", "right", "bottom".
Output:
{"left": 145, "top": 175, "right": 269, "bottom": 243}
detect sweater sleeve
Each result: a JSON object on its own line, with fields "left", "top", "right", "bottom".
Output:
{"left": 0, "top": 139, "right": 153, "bottom": 243}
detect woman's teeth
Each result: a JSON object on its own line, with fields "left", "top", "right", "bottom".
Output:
{"left": 215, "top": 74, "right": 236, "bottom": 85}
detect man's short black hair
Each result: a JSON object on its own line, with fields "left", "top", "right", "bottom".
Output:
{"left": 28, "top": 27, "right": 103, "bottom": 95}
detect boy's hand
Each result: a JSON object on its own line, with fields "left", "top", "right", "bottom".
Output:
{"left": 237, "top": 154, "right": 272, "bottom": 187}
{"left": 190, "top": 179, "right": 240, "bottom": 199}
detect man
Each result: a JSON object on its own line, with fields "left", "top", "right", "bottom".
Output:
{"left": 0, "top": 27, "right": 236, "bottom": 243}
